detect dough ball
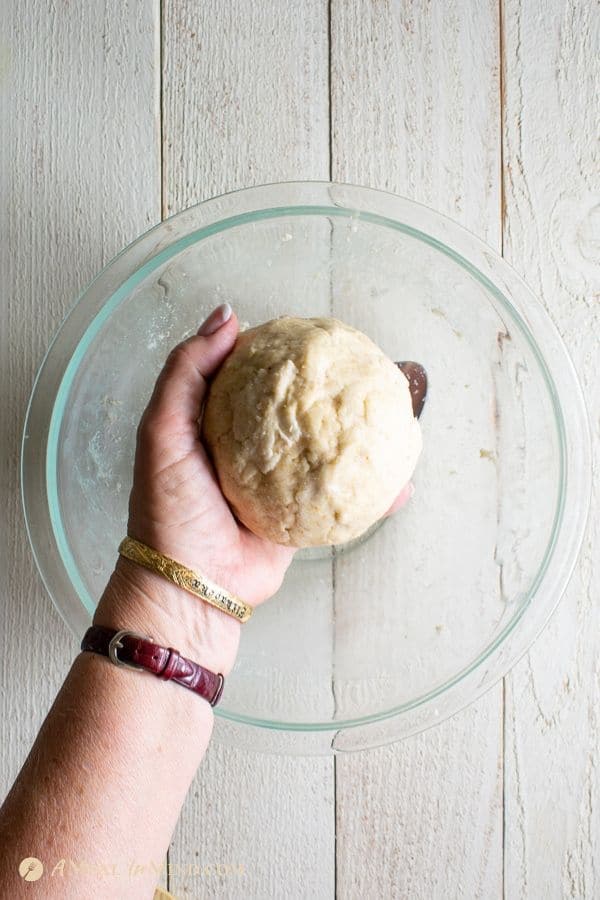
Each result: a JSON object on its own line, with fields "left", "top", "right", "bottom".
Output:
{"left": 202, "top": 316, "right": 422, "bottom": 547}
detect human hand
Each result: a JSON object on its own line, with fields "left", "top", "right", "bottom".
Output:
{"left": 127, "top": 302, "right": 296, "bottom": 605}
{"left": 96, "top": 304, "right": 294, "bottom": 672}
{"left": 95, "top": 304, "right": 414, "bottom": 673}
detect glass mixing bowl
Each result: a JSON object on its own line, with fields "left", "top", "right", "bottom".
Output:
{"left": 22, "top": 182, "right": 591, "bottom": 753}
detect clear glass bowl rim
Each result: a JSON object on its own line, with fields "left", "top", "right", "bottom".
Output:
{"left": 21, "top": 181, "right": 592, "bottom": 752}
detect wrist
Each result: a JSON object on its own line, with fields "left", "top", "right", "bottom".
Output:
{"left": 94, "top": 557, "right": 241, "bottom": 675}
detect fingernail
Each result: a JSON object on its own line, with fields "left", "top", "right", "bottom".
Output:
{"left": 198, "top": 303, "right": 233, "bottom": 336}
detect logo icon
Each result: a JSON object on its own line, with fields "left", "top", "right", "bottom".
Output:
{"left": 19, "top": 857, "right": 44, "bottom": 881}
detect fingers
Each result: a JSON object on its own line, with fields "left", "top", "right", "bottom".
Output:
{"left": 141, "top": 304, "right": 238, "bottom": 434}
{"left": 385, "top": 481, "right": 415, "bottom": 517}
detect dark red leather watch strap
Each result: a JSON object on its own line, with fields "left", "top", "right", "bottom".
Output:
{"left": 81, "top": 626, "right": 225, "bottom": 706}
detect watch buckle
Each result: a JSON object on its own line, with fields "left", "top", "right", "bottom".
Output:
{"left": 108, "top": 629, "right": 153, "bottom": 671}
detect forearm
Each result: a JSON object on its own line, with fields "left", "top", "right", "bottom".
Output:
{"left": 0, "top": 562, "right": 240, "bottom": 898}
{"left": 0, "top": 307, "right": 288, "bottom": 897}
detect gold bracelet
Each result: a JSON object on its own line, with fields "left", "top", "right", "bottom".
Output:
{"left": 118, "top": 536, "right": 253, "bottom": 623}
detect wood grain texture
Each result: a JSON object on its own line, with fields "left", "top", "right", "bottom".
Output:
{"left": 162, "top": 3, "right": 335, "bottom": 897}
{"left": 331, "top": 1, "right": 504, "bottom": 896}
{"left": 502, "top": 2, "right": 600, "bottom": 897}
{"left": 330, "top": 0, "right": 501, "bottom": 241}
{"left": 2, "top": 2, "right": 598, "bottom": 898}
{"left": 162, "top": 0, "right": 329, "bottom": 214}
{"left": 0, "top": 0, "right": 161, "bottom": 881}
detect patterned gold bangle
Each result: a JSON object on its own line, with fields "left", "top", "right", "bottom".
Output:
{"left": 118, "top": 536, "right": 253, "bottom": 623}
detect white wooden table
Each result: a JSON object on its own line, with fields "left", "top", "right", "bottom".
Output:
{"left": 1, "top": 2, "right": 598, "bottom": 897}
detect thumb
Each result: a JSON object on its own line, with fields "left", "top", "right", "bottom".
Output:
{"left": 141, "top": 303, "right": 238, "bottom": 435}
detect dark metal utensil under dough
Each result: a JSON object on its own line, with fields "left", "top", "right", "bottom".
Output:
{"left": 396, "top": 361, "right": 428, "bottom": 419}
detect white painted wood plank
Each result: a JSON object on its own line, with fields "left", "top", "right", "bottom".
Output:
{"left": 502, "top": 2, "right": 600, "bottom": 897}
{"left": 331, "top": 2, "right": 504, "bottom": 897}
{"left": 162, "top": 3, "right": 335, "bottom": 898}
{"left": 162, "top": 0, "right": 329, "bottom": 214}
{"left": 336, "top": 698, "right": 503, "bottom": 899}
{"left": 0, "top": 0, "right": 161, "bottom": 878}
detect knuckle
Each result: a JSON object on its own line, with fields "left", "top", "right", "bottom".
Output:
{"left": 166, "top": 342, "right": 193, "bottom": 371}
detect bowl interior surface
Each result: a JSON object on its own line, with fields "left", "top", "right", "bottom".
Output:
{"left": 26, "top": 184, "right": 589, "bottom": 753}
